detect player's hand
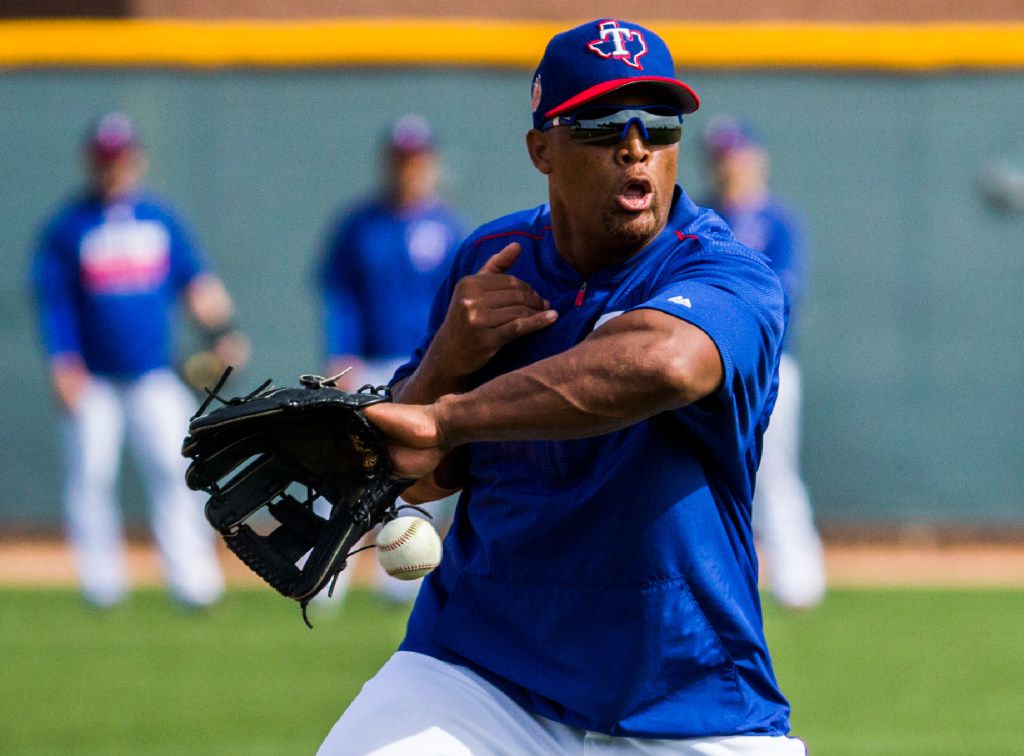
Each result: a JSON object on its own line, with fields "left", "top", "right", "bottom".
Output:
{"left": 364, "top": 401, "right": 450, "bottom": 494}
{"left": 182, "top": 331, "right": 251, "bottom": 392}
{"left": 400, "top": 446, "right": 468, "bottom": 504}
{"left": 433, "top": 242, "right": 558, "bottom": 376}
{"left": 51, "top": 358, "right": 91, "bottom": 413}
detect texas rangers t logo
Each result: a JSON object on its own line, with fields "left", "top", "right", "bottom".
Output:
{"left": 587, "top": 20, "right": 648, "bottom": 70}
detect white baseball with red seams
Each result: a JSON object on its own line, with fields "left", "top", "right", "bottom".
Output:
{"left": 375, "top": 516, "right": 443, "bottom": 580}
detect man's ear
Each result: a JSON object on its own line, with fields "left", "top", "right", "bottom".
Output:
{"left": 526, "top": 129, "right": 553, "bottom": 175}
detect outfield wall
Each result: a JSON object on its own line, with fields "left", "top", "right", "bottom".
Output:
{"left": 1, "top": 64, "right": 1022, "bottom": 526}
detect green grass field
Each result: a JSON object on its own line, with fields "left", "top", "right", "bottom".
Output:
{"left": 1, "top": 587, "right": 1022, "bottom": 755}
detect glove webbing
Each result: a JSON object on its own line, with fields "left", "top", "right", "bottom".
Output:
{"left": 264, "top": 495, "right": 326, "bottom": 562}
{"left": 222, "top": 492, "right": 344, "bottom": 601}
{"left": 224, "top": 525, "right": 306, "bottom": 597}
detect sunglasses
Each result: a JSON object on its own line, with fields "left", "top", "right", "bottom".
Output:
{"left": 542, "top": 105, "right": 684, "bottom": 146}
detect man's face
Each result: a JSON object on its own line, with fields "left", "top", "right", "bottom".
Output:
{"left": 709, "top": 145, "right": 768, "bottom": 198}
{"left": 89, "top": 147, "right": 143, "bottom": 201}
{"left": 532, "top": 86, "right": 679, "bottom": 253}
{"left": 388, "top": 150, "right": 439, "bottom": 209}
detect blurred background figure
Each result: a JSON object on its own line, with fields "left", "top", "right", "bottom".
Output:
{"left": 320, "top": 113, "right": 462, "bottom": 389}
{"left": 30, "top": 112, "right": 248, "bottom": 609}
{"left": 317, "top": 114, "right": 462, "bottom": 604}
{"left": 702, "top": 115, "right": 826, "bottom": 610}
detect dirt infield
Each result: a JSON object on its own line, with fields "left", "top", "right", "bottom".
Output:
{"left": 2, "top": 537, "right": 1023, "bottom": 589}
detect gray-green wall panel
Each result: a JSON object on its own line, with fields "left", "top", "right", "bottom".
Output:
{"left": 1, "top": 69, "right": 1021, "bottom": 525}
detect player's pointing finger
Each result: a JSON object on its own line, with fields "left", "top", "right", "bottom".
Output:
{"left": 477, "top": 275, "right": 550, "bottom": 308}
{"left": 474, "top": 284, "right": 549, "bottom": 311}
{"left": 479, "top": 242, "right": 521, "bottom": 274}
{"left": 496, "top": 308, "right": 558, "bottom": 340}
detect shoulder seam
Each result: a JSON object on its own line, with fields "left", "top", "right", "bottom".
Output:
{"left": 678, "top": 228, "right": 772, "bottom": 267}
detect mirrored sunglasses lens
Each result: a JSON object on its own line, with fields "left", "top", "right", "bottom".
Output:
{"left": 569, "top": 109, "right": 682, "bottom": 145}
{"left": 569, "top": 128, "right": 626, "bottom": 145}
{"left": 645, "top": 125, "right": 683, "bottom": 145}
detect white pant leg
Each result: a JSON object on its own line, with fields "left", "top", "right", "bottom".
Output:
{"left": 753, "top": 355, "right": 826, "bottom": 608}
{"left": 318, "top": 651, "right": 577, "bottom": 755}
{"left": 320, "top": 652, "right": 807, "bottom": 756}
{"left": 584, "top": 732, "right": 807, "bottom": 755}
{"left": 61, "top": 377, "right": 128, "bottom": 607}
{"left": 125, "top": 370, "right": 225, "bottom": 607}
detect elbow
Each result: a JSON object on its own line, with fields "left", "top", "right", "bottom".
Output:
{"left": 651, "top": 333, "right": 723, "bottom": 407}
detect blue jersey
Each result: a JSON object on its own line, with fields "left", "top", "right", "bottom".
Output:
{"left": 708, "top": 196, "right": 806, "bottom": 355}
{"left": 320, "top": 199, "right": 462, "bottom": 361}
{"left": 31, "top": 192, "right": 207, "bottom": 378}
{"left": 394, "top": 188, "right": 790, "bottom": 738}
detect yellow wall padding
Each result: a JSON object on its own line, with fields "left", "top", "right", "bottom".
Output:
{"left": 2, "top": 19, "right": 1023, "bottom": 70}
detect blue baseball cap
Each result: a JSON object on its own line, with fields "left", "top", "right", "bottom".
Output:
{"left": 87, "top": 112, "right": 140, "bottom": 160}
{"left": 701, "top": 115, "right": 764, "bottom": 155}
{"left": 386, "top": 114, "right": 435, "bottom": 155}
{"left": 531, "top": 19, "right": 700, "bottom": 130}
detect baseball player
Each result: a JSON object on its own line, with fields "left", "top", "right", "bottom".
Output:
{"left": 30, "top": 113, "right": 247, "bottom": 609}
{"left": 702, "top": 116, "right": 826, "bottom": 609}
{"left": 320, "top": 114, "right": 462, "bottom": 390}
{"left": 320, "top": 19, "right": 805, "bottom": 755}
{"left": 316, "top": 114, "right": 462, "bottom": 604}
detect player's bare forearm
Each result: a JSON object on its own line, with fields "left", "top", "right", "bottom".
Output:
{"left": 49, "top": 353, "right": 91, "bottom": 412}
{"left": 437, "top": 309, "right": 722, "bottom": 446}
{"left": 366, "top": 310, "right": 721, "bottom": 482}
{"left": 184, "top": 274, "right": 250, "bottom": 370}
{"left": 185, "top": 273, "right": 234, "bottom": 330}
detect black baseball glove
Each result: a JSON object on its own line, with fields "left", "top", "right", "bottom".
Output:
{"left": 182, "top": 369, "right": 412, "bottom": 626}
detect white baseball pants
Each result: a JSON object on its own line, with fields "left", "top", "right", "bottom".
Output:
{"left": 753, "top": 354, "right": 826, "bottom": 609}
{"left": 60, "top": 368, "right": 224, "bottom": 607}
{"left": 319, "top": 651, "right": 807, "bottom": 755}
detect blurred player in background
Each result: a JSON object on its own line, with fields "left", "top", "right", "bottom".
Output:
{"left": 320, "top": 114, "right": 462, "bottom": 388}
{"left": 30, "top": 113, "right": 248, "bottom": 609}
{"left": 702, "top": 115, "right": 826, "bottom": 609}
{"left": 317, "top": 114, "right": 462, "bottom": 604}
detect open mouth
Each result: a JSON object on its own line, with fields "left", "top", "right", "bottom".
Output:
{"left": 617, "top": 178, "right": 653, "bottom": 212}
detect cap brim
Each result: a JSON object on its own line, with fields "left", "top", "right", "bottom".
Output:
{"left": 545, "top": 76, "right": 700, "bottom": 120}
{"left": 389, "top": 142, "right": 435, "bottom": 156}
{"left": 88, "top": 142, "right": 139, "bottom": 161}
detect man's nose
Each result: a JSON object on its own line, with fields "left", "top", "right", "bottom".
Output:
{"left": 617, "top": 123, "right": 651, "bottom": 165}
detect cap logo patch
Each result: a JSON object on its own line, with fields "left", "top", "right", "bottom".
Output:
{"left": 587, "top": 20, "right": 648, "bottom": 70}
{"left": 531, "top": 74, "right": 542, "bottom": 113}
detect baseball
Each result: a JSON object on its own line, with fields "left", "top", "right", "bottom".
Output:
{"left": 376, "top": 516, "right": 442, "bottom": 580}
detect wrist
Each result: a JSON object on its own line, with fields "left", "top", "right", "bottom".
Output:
{"left": 201, "top": 322, "right": 239, "bottom": 348}
{"left": 433, "top": 393, "right": 464, "bottom": 449}
{"left": 426, "top": 324, "right": 475, "bottom": 379}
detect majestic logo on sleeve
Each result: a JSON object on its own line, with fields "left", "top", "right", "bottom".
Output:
{"left": 668, "top": 295, "right": 692, "bottom": 308}
{"left": 587, "top": 20, "right": 648, "bottom": 70}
